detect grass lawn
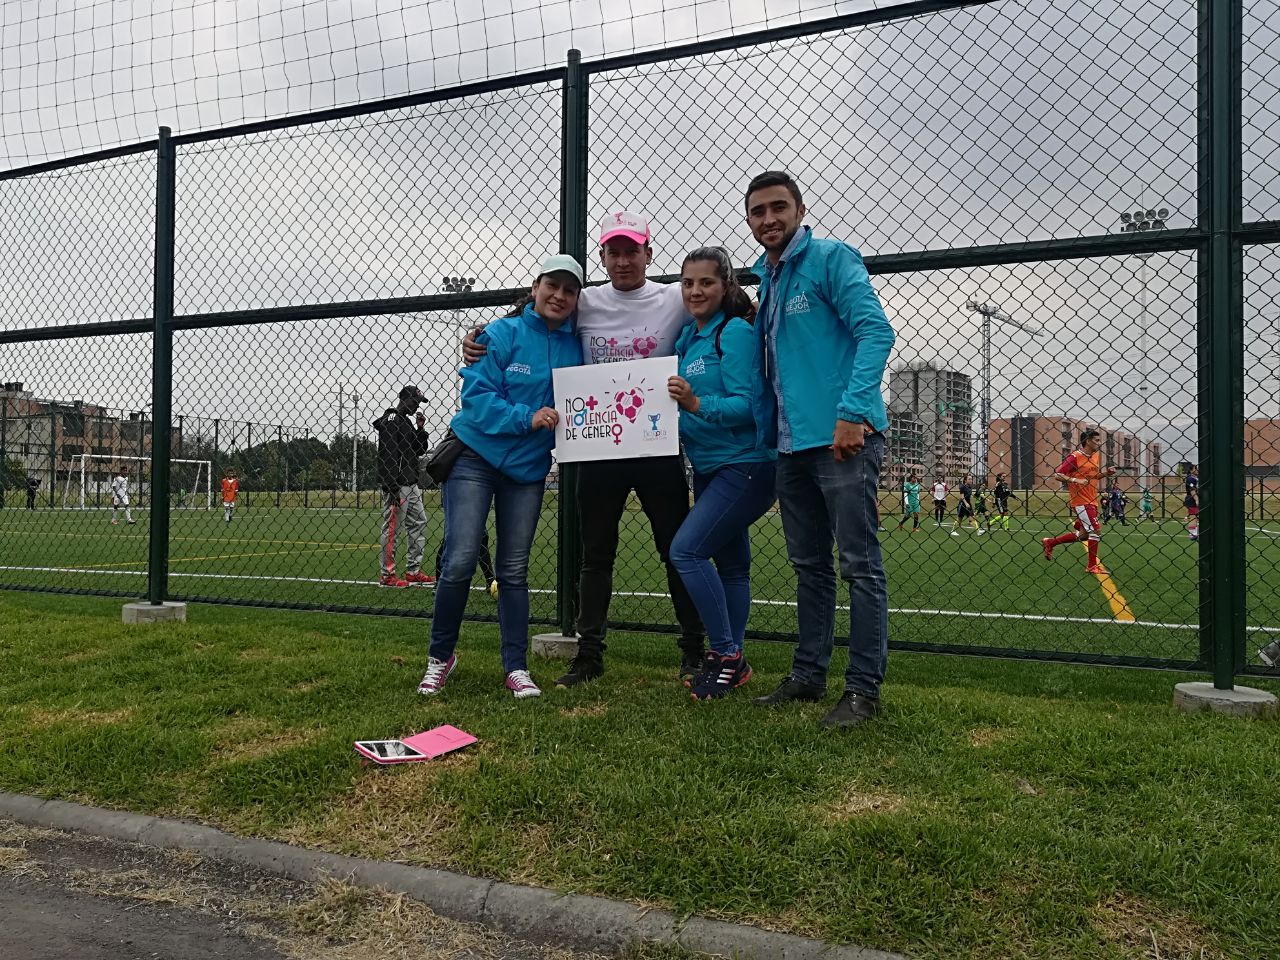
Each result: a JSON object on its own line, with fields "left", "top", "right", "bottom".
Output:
{"left": 2, "top": 590, "right": 1278, "bottom": 959}
{"left": 3, "top": 496, "right": 1279, "bottom": 669}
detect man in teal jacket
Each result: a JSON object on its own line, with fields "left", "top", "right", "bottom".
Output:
{"left": 745, "top": 170, "right": 896, "bottom": 729}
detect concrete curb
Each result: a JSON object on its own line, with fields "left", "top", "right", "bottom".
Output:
{"left": 0, "top": 791, "right": 905, "bottom": 960}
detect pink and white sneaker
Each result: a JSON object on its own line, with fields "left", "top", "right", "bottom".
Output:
{"left": 417, "top": 654, "right": 457, "bottom": 696}
{"left": 504, "top": 669, "right": 541, "bottom": 699}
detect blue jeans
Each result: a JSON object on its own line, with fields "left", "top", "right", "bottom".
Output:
{"left": 775, "top": 434, "right": 888, "bottom": 697}
{"left": 429, "top": 450, "right": 545, "bottom": 673}
{"left": 670, "top": 461, "right": 777, "bottom": 657}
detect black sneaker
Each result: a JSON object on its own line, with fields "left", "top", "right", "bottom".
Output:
{"left": 679, "top": 647, "right": 706, "bottom": 685}
{"left": 1259, "top": 640, "right": 1280, "bottom": 668}
{"left": 752, "top": 676, "right": 826, "bottom": 706}
{"left": 819, "top": 691, "right": 881, "bottom": 729}
{"left": 691, "top": 653, "right": 752, "bottom": 701}
{"left": 685, "top": 651, "right": 718, "bottom": 689}
{"left": 555, "top": 655, "right": 604, "bottom": 688}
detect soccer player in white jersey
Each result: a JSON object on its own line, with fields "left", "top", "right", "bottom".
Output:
{"left": 109, "top": 469, "right": 136, "bottom": 525}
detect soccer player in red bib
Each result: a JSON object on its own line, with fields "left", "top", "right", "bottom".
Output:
{"left": 1042, "top": 427, "right": 1116, "bottom": 574}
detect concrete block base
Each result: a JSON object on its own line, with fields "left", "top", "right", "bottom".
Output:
{"left": 1173, "top": 681, "right": 1278, "bottom": 718}
{"left": 122, "top": 601, "right": 187, "bottom": 625}
{"left": 532, "top": 632, "right": 578, "bottom": 659}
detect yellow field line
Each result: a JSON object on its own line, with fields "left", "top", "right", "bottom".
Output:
{"left": 1082, "top": 543, "right": 1136, "bottom": 621}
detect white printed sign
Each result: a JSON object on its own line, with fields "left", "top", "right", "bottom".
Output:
{"left": 553, "top": 356, "right": 679, "bottom": 462}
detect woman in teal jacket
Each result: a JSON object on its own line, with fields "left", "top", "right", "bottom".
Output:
{"left": 667, "top": 247, "right": 777, "bottom": 700}
{"left": 418, "top": 255, "right": 584, "bottom": 701}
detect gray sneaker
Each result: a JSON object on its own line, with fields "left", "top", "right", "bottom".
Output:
{"left": 1258, "top": 640, "right": 1280, "bottom": 668}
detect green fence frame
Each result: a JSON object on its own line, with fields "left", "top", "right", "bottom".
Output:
{"left": 0, "top": 0, "right": 1268, "bottom": 684}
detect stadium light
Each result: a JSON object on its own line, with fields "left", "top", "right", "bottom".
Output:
{"left": 1115, "top": 202, "right": 1172, "bottom": 419}
{"left": 965, "top": 300, "right": 1043, "bottom": 482}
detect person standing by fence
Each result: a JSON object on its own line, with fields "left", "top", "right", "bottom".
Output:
{"left": 373, "top": 386, "right": 433, "bottom": 588}
{"left": 419, "top": 255, "right": 584, "bottom": 700}
{"left": 743, "top": 170, "right": 896, "bottom": 730}
{"left": 25, "top": 474, "right": 38, "bottom": 510}
{"left": 666, "top": 246, "right": 775, "bottom": 701}
{"left": 464, "top": 212, "right": 707, "bottom": 686}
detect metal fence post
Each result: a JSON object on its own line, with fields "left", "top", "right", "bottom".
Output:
{"left": 0, "top": 394, "right": 7, "bottom": 509}
{"left": 556, "top": 48, "right": 589, "bottom": 637}
{"left": 147, "top": 126, "right": 177, "bottom": 605}
{"left": 1197, "top": 0, "right": 1245, "bottom": 686}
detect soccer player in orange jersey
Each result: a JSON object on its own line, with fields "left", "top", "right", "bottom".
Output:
{"left": 1042, "top": 428, "right": 1116, "bottom": 574}
{"left": 221, "top": 469, "right": 239, "bottom": 523}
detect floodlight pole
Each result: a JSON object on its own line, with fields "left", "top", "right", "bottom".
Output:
{"left": 1116, "top": 204, "right": 1170, "bottom": 426}
{"left": 350, "top": 390, "right": 359, "bottom": 494}
{"left": 965, "top": 300, "right": 1042, "bottom": 483}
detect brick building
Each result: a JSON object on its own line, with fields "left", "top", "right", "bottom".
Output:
{"left": 987, "top": 414, "right": 1161, "bottom": 490}
{"left": 1, "top": 382, "right": 161, "bottom": 502}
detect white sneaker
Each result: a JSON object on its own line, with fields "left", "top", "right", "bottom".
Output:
{"left": 417, "top": 655, "right": 457, "bottom": 696}
{"left": 505, "top": 669, "right": 541, "bottom": 699}
{"left": 977, "top": 529, "right": 986, "bottom": 535}
{"left": 950, "top": 531, "right": 959, "bottom": 537}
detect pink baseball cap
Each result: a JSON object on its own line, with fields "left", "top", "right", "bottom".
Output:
{"left": 598, "top": 211, "right": 651, "bottom": 246}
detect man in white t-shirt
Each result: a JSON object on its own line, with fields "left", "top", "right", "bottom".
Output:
{"left": 464, "top": 212, "right": 706, "bottom": 685}
{"left": 110, "top": 469, "right": 136, "bottom": 525}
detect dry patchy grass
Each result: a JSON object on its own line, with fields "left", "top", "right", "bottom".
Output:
{"left": 26, "top": 707, "right": 135, "bottom": 728}
{"left": 821, "top": 788, "right": 909, "bottom": 821}
{"left": 1091, "top": 894, "right": 1225, "bottom": 960}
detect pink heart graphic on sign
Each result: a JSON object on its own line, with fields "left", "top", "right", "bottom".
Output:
{"left": 614, "top": 389, "right": 645, "bottom": 423}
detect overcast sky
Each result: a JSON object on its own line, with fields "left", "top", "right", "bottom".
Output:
{"left": 2, "top": 0, "right": 1278, "bottom": 469}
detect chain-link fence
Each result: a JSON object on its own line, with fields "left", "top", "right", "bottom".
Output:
{"left": 0, "top": 0, "right": 1273, "bottom": 676}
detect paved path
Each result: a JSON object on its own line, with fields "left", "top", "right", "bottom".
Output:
{"left": 0, "top": 873, "right": 289, "bottom": 960}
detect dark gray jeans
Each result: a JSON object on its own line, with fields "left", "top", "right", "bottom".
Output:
{"left": 775, "top": 434, "right": 889, "bottom": 697}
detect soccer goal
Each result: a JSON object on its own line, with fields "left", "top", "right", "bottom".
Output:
{"left": 61, "top": 454, "right": 212, "bottom": 510}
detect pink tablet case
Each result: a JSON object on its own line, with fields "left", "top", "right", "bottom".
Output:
{"left": 354, "top": 725, "right": 476, "bottom": 764}
{"left": 401, "top": 725, "right": 477, "bottom": 758}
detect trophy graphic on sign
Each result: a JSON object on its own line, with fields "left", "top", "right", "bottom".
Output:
{"left": 648, "top": 413, "right": 661, "bottom": 433}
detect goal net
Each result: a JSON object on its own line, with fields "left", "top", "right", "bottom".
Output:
{"left": 61, "top": 455, "right": 212, "bottom": 510}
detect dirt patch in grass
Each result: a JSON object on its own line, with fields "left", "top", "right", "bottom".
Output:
{"left": 282, "top": 758, "right": 472, "bottom": 861}
{"left": 821, "top": 788, "right": 908, "bottom": 820}
{"left": 60, "top": 648, "right": 106, "bottom": 663}
{"left": 213, "top": 723, "right": 324, "bottom": 762}
{"left": 969, "top": 726, "right": 1012, "bottom": 747}
{"left": 558, "top": 703, "right": 609, "bottom": 718}
{"left": 1091, "top": 893, "right": 1225, "bottom": 959}
{"left": 26, "top": 707, "right": 135, "bottom": 728}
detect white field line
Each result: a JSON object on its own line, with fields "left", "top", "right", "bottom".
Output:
{"left": 4, "top": 563, "right": 1278, "bottom": 634}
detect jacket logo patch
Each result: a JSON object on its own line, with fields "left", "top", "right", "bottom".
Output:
{"left": 685, "top": 357, "right": 706, "bottom": 377}
{"left": 785, "top": 292, "right": 811, "bottom": 316}
{"left": 505, "top": 362, "right": 532, "bottom": 375}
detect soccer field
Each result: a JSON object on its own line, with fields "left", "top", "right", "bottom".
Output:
{"left": 2, "top": 496, "right": 1278, "bottom": 668}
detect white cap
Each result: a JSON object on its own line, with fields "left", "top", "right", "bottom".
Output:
{"left": 538, "top": 254, "right": 585, "bottom": 286}
{"left": 598, "top": 211, "right": 651, "bottom": 246}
